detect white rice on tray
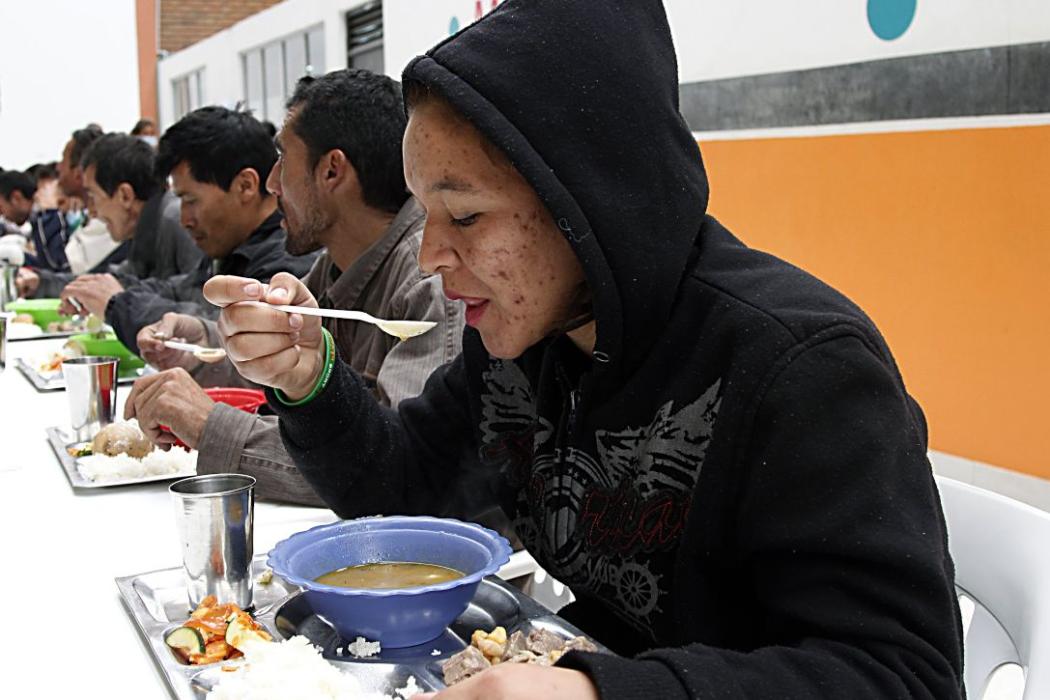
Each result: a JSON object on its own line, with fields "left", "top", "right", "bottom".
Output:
{"left": 208, "top": 635, "right": 421, "bottom": 700}
{"left": 76, "top": 446, "right": 197, "bottom": 482}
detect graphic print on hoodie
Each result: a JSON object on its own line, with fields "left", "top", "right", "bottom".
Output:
{"left": 478, "top": 357, "right": 722, "bottom": 632}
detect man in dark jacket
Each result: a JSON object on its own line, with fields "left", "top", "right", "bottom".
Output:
{"left": 26, "top": 134, "right": 204, "bottom": 304}
{"left": 204, "top": 1, "right": 965, "bottom": 698}
{"left": 105, "top": 107, "right": 317, "bottom": 353}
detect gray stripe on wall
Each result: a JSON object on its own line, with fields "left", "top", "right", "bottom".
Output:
{"left": 679, "top": 41, "right": 1050, "bottom": 132}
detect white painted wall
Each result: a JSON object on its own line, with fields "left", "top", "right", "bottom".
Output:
{"left": 157, "top": 0, "right": 501, "bottom": 129}
{"left": 665, "top": 0, "right": 1050, "bottom": 83}
{"left": 157, "top": 0, "right": 364, "bottom": 129}
{"left": 158, "top": 0, "right": 1050, "bottom": 130}
{"left": 0, "top": 0, "right": 140, "bottom": 169}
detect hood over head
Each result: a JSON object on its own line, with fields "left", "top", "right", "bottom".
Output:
{"left": 403, "top": 0, "right": 709, "bottom": 379}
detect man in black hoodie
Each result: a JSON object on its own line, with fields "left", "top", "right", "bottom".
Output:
{"left": 203, "top": 1, "right": 965, "bottom": 698}
{"left": 104, "top": 107, "right": 317, "bottom": 353}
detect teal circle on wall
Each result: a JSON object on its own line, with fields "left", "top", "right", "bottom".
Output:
{"left": 867, "top": 0, "right": 917, "bottom": 41}
{"left": 449, "top": 16, "right": 461, "bottom": 35}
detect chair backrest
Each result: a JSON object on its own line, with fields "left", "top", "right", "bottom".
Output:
{"left": 935, "top": 475, "right": 1050, "bottom": 699}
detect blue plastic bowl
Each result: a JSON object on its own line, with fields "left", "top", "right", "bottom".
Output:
{"left": 267, "top": 516, "right": 512, "bottom": 648}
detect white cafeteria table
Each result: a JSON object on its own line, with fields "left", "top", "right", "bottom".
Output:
{"left": 0, "top": 335, "right": 542, "bottom": 698}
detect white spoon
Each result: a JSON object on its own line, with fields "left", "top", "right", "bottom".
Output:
{"left": 255, "top": 302, "right": 437, "bottom": 342}
{"left": 161, "top": 339, "right": 228, "bottom": 363}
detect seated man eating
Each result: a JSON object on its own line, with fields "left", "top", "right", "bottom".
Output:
{"left": 204, "top": 1, "right": 964, "bottom": 698}
{"left": 125, "top": 69, "right": 464, "bottom": 506}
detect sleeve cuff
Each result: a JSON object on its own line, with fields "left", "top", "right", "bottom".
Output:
{"left": 195, "top": 403, "right": 258, "bottom": 474}
{"left": 557, "top": 651, "right": 692, "bottom": 700}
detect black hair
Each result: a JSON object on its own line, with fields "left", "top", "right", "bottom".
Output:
{"left": 0, "top": 170, "right": 37, "bottom": 200}
{"left": 69, "top": 125, "right": 106, "bottom": 167}
{"left": 130, "top": 118, "right": 155, "bottom": 135}
{"left": 155, "top": 106, "right": 276, "bottom": 196}
{"left": 26, "top": 162, "right": 59, "bottom": 181}
{"left": 286, "top": 69, "right": 409, "bottom": 213}
{"left": 260, "top": 120, "right": 277, "bottom": 138}
{"left": 81, "top": 133, "right": 164, "bottom": 201}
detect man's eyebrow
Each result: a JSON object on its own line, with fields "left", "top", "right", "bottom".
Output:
{"left": 430, "top": 177, "right": 476, "bottom": 193}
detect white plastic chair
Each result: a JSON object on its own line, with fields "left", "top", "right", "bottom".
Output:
{"left": 936, "top": 475, "right": 1050, "bottom": 699}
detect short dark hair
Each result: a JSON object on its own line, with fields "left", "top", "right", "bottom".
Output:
{"left": 130, "top": 118, "right": 155, "bottom": 135}
{"left": 0, "top": 170, "right": 37, "bottom": 200}
{"left": 156, "top": 106, "right": 276, "bottom": 196}
{"left": 81, "top": 133, "right": 164, "bottom": 201}
{"left": 26, "top": 162, "right": 59, "bottom": 181}
{"left": 286, "top": 69, "right": 409, "bottom": 213}
{"left": 70, "top": 125, "right": 106, "bottom": 166}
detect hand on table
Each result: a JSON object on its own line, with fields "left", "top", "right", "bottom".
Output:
{"left": 204, "top": 273, "right": 324, "bottom": 400}
{"left": 15, "top": 267, "right": 39, "bottom": 297}
{"left": 59, "top": 273, "right": 124, "bottom": 316}
{"left": 124, "top": 368, "right": 215, "bottom": 450}
{"left": 411, "top": 664, "right": 599, "bottom": 700}
{"left": 138, "top": 312, "right": 208, "bottom": 372}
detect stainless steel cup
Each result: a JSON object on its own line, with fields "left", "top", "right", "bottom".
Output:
{"left": 0, "top": 314, "right": 8, "bottom": 373}
{"left": 0, "top": 264, "right": 17, "bottom": 310}
{"left": 170, "top": 474, "right": 256, "bottom": 610}
{"left": 62, "top": 356, "right": 119, "bottom": 441}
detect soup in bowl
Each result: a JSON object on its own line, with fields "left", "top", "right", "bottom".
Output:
{"left": 267, "top": 516, "right": 512, "bottom": 648}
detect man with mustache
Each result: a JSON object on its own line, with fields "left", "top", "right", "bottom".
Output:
{"left": 126, "top": 70, "right": 463, "bottom": 506}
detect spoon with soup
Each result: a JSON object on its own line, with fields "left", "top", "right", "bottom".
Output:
{"left": 160, "top": 339, "right": 228, "bottom": 364}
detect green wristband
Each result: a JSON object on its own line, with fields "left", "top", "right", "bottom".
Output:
{"left": 275, "top": 327, "right": 335, "bottom": 407}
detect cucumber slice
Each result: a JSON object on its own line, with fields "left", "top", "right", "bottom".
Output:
{"left": 165, "top": 626, "right": 205, "bottom": 655}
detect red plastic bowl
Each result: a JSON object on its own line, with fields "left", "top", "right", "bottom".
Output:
{"left": 161, "top": 388, "right": 267, "bottom": 447}
{"left": 204, "top": 387, "right": 267, "bottom": 413}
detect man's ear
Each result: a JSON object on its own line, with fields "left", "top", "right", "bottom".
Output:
{"left": 320, "top": 149, "right": 357, "bottom": 194}
{"left": 116, "top": 182, "right": 137, "bottom": 207}
{"left": 234, "top": 168, "right": 261, "bottom": 201}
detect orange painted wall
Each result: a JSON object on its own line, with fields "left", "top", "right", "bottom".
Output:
{"left": 700, "top": 125, "right": 1050, "bottom": 480}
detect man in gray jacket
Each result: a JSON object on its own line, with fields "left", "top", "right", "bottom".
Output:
{"left": 30, "top": 134, "right": 203, "bottom": 306}
{"left": 125, "top": 69, "right": 464, "bottom": 506}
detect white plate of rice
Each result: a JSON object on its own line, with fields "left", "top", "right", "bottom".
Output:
{"left": 75, "top": 446, "right": 197, "bottom": 484}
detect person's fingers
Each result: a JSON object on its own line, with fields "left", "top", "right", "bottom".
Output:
{"left": 224, "top": 331, "right": 299, "bottom": 363}
{"left": 202, "top": 276, "right": 268, "bottom": 308}
{"left": 233, "top": 345, "right": 302, "bottom": 385}
{"left": 219, "top": 301, "right": 300, "bottom": 336}
{"left": 124, "top": 372, "right": 164, "bottom": 420}
{"left": 263, "top": 271, "right": 316, "bottom": 307}
{"left": 126, "top": 375, "right": 172, "bottom": 442}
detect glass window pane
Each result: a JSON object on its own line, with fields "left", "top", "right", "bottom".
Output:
{"left": 194, "top": 69, "right": 205, "bottom": 108}
{"left": 307, "top": 26, "right": 325, "bottom": 75}
{"left": 263, "top": 42, "right": 284, "bottom": 121}
{"left": 351, "top": 44, "right": 384, "bottom": 75}
{"left": 244, "top": 50, "right": 264, "bottom": 119}
{"left": 173, "top": 78, "right": 188, "bottom": 120}
{"left": 284, "top": 34, "right": 307, "bottom": 97}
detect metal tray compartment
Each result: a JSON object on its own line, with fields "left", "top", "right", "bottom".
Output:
{"left": 118, "top": 557, "right": 599, "bottom": 700}
{"left": 46, "top": 426, "right": 195, "bottom": 490}
{"left": 16, "top": 356, "right": 148, "bottom": 391}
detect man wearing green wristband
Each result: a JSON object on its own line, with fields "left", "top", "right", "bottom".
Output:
{"left": 125, "top": 70, "right": 464, "bottom": 507}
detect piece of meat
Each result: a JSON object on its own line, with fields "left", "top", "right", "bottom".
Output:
{"left": 442, "top": 645, "right": 491, "bottom": 686}
{"left": 526, "top": 628, "right": 567, "bottom": 656}
{"left": 563, "top": 636, "right": 598, "bottom": 653}
{"left": 501, "top": 630, "right": 529, "bottom": 661}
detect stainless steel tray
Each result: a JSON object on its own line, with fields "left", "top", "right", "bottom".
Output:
{"left": 6, "top": 328, "right": 81, "bottom": 342}
{"left": 118, "top": 557, "right": 601, "bottom": 700}
{"left": 16, "top": 356, "right": 149, "bottom": 391}
{"left": 46, "top": 426, "right": 196, "bottom": 490}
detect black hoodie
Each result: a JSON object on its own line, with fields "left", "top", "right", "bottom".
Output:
{"left": 270, "top": 1, "right": 965, "bottom": 697}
